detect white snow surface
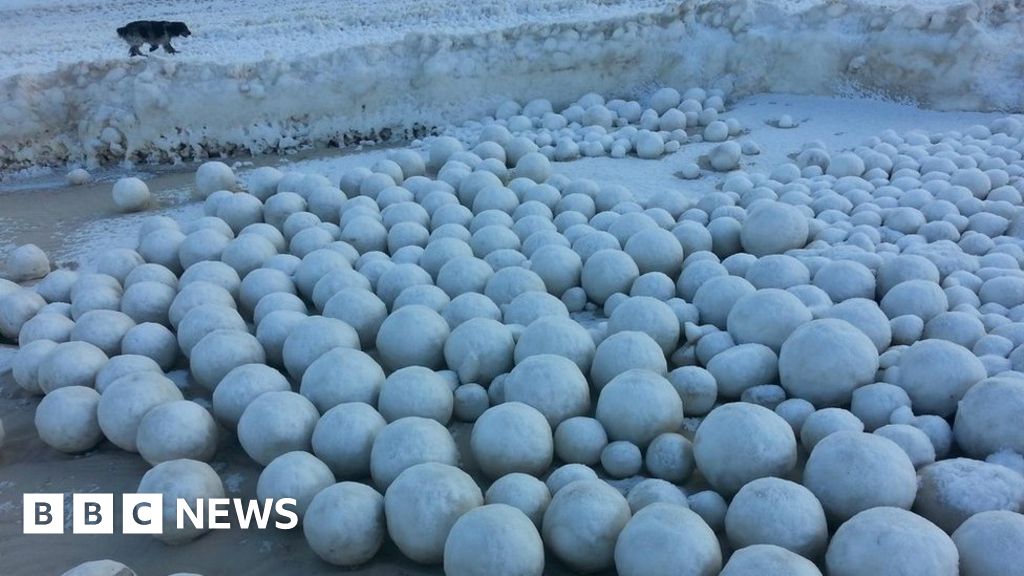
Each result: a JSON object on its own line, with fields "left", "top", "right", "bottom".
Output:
{"left": 1, "top": 0, "right": 1022, "bottom": 170}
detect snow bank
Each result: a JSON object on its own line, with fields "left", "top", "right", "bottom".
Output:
{"left": 1, "top": 0, "right": 1022, "bottom": 170}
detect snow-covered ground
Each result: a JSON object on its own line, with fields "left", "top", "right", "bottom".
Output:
{"left": 1, "top": 0, "right": 1022, "bottom": 171}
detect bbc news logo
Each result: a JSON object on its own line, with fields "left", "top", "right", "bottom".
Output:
{"left": 24, "top": 494, "right": 298, "bottom": 534}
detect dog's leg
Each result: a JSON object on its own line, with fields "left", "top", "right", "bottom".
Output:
{"left": 149, "top": 43, "right": 159, "bottom": 52}
{"left": 163, "top": 42, "right": 178, "bottom": 54}
{"left": 129, "top": 45, "right": 143, "bottom": 57}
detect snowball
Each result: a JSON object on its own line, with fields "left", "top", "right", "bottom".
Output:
{"left": 693, "top": 403, "right": 797, "bottom": 495}
{"left": 137, "top": 400, "right": 218, "bottom": 465}
{"left": 485, "top": 473, "right": 551, "bottom": 528}
{"left": 801, "top": 408, "right": 865, "bottom": 451}
{"left": 581, "top": 249, "right": 639, "bottom": 305}
{"left": 194, "top": 161, "right": 236, "bottom": 199}
{"left": 614, "top": 503, "right": 722, "bottom": 576}
{"left": 803, "top": 431, "right": 917, "bottom": 522}
{"left": 624, "top": 228, "right": 683, "bottom": 277}
{"left": 826, "top": 507, "right": 957, "bottom": 576}
{"left": 12, "top": 339, "right": 58, "bottom": 394}
{"left": 601, "top": 441, "right": 642, "bottom": 478}
{"left": 514, "top": 152, "right": 552, "bottom": 183}
{"left": 189, "top": 329, "right": 265, "bottom": 391}
{"left": 954, "top": 377, "right": 1024, "bottom": 458}
{"left": 307, "top": 404, "right": 387, "bottom": 482}
{"left": 706, "top": 343, "right": 778, "bottom": 399}
{"left": 34, "top": 386, "right": 103, "bottom": 453}
{"left": 708, "top": 141, "right": 741, "bottom": 171}
{"left": 385, "top": 462, "right": 483, "bottom": 564}
{"left": 377, "top": 366, "right": 453, "bottom": 424}
{"left": 376, "top": 305, "right": 449, "bottom": 371}
{"left": 5, "top": 244, "right": 50, "bottom": 281}
{"left": 18, "top": 312, "right": 73, "bottom": 344}
{"left": 282, "top": 316, "right": 359, "bottom": 380}
{"left": 322, "top": 288, "right": 386, "bottom": 348}
{"left": 725, "top": 476, "right": 828, "bottom": 558}
{"left": 237, "top": 391, "right": 319, "bottom": 466}
{"left": 370, "top": 417, "right": 458, "bottom": 490}
{"left": 443, "top": 318, "right": 513, "bottom": 385}
{"left": 0, "top": 289, "right": 46, "bottom": 339}
{"left": 720, "top": 544, "right": 822, "bottom": 576}
{"left": 688, "top": 490, "right": 728, "bottom": 532}
{"left": 607, "top": 296, "right": 680, "bottom": 355}
{"left": 503, "top": 350, "right": 593, "bottom": 426}
{"left": 693, "top": 275, "right": 755, "bottom": 329}
{"left": 727, "top": 289, "right": 811, "bottom": 352}
{"left": 850, "top": 382, "right": 911, "bottom": 431}
{"left": 667, "top": 366, "right": 717, "bottom": 416}
{"left": 820, "top": 298, "right": 892, "bottom": 353}
{"left": 470, "top": 403, "right": 553, "bottom": 479}
{"left": 543, "top": 479, "right": 631, "bottom": 573}
{"left": 874, "top": 424, "right": 936, "bottom": 468}
{"left": 896, "top": 339, "right": 986, "bottom": 416}
{"left": 453, "top": 383, "right": 489, "bottom": 422}
{"left": 814, "top": 260, "right": 875, "bottom": 302}
{"left": 914, "top": 458, "right": 1024, "bottom": 533}
{"left": 740, "top": 202, "right": 808, "bottom": 256}
{"left": 169, "top": 281, "right": 236, "bottom": 328}
{"left": 513, "top": 316, "right": 595, "bottom": 374}
{"left": 590, "top": 331, "right": 667, "bottom": 391}
{"left": 636, "top": 130, "right": 664, "bottom": 159}
{"left": 37, "top": 341, "right": 109, "bottom": 393}
{"left": 626, "top": 478, "right": 688, "bottom": 513}
{"left": 211, "top": 364, "right": 290, "bottom": 429}
{"left": 138, "top": 459, "right": 225, "bottom": 544}
{"left": 779, "top": 319, "right": 879, "bottom": 407}
{"left": 300, "top": 348, "right": 385, "bottom": 412}
{"left": 257, "top": 451, "right": 334, "bottom": 519}
{"left": 70, "top": 309, "right": 135, "bottom": 356}
{"left": 882, "top": 280, "right": 949, "bottom": 325}
{"left": 35, "top": 269, "right": 78, "bottom": 303}
{"left": 98, "top": 372, "right": 183, "bottom": 452}
{"left": 120, "top": 281, "right": 175, "bottom": 325}
{"left": 953, "top": 510, "right": 1024, "bottom": 576}
{"left": 304, "top": 482, "right": 385, "bottom": 567}
{"left": 112, "top": 177, "right": 151, "bottom": 212}
{"left": 65, "top": 168, "right": 92, "bottom": 186}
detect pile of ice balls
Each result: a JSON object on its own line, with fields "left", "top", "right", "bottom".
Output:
{"left": 446, "top": 86, "right": 744, "bottom": 170}
{"left": 3, "top": 93, "right": 1024, "bottom": 576}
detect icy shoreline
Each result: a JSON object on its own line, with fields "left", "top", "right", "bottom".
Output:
{"left": 1, "top": 0, "right": 1022, "bottom": 171}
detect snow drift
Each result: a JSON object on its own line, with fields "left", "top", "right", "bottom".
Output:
{"left": 1, "top": 0, "right": 1022, "bottom": 170}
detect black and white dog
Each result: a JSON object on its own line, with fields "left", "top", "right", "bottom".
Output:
{"left": 117, "top": 21, "right": 191, "bottom": 57}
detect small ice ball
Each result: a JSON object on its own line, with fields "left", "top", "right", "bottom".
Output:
{"left": 136, "top": 400, "right": 218, "bottom": 465}
{"left": 211, "top": 363, "right": 290, "bottom": 429}
{"left": 256, "top": 451, "right": 334, "bottom": 519}
{"left": 65, "top": 168, "right": 92, "bottom": 186}
{"left": 370, "top": 417, "right": 458, "bottom": 490}
{"left": 304, "top": 482, "right": 385, "bottom": 567}
{"left": 694, "top": 403, "right": 797, "bottom": 495}
{"left": 542, "top": 479, "right": 631, "bottom": 574}
{"left": 724, "top": 476, "right": 828, "bottom": 558}
{"left": 825, "top": 507, "right": 957, "bottom": 576}
{"left": 312, "top": 402, "right": 386, "bottom": 479}
{"left": 112, "top": 177, "right": 152, "bottom": 212}
{"left": 34, "top": 386, "right": 103, "bottom": 453}
{"left": 5, "top": 244, "right": 50, "bottom": 282}
{"left": 194, "top": 161, "right": 237, "bottom": 199}
{"left": 384, "top": 462, "right": 483, "bottom": 564}
{"left": 137, "top": 459, "right": 225, "bottom": 544}
{"left": 803, "top": 431, "right": 917, "bottom": 522}
{"left": 97, "top": 372, "right": 183, "bottom": 452}
{"left": 614, "top": 503, "right": 722, "bottom": 576}
{"left": 952, "top": 510, "right": 1024, "bottom": 576}
{"left": 237, "top": 391, "right": 319, "bottom": 466}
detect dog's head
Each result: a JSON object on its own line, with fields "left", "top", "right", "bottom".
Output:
{"left": 168, "top": 22, "right": 191, "bottom": 37}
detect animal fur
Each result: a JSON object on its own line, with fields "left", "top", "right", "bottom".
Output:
{"left": 116, "top": 21, "right": 191, "bottom": 57}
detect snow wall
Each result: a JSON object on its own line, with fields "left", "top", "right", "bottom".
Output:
{"left": 1, "top": 0, "right": 1022, "bottom": 171}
